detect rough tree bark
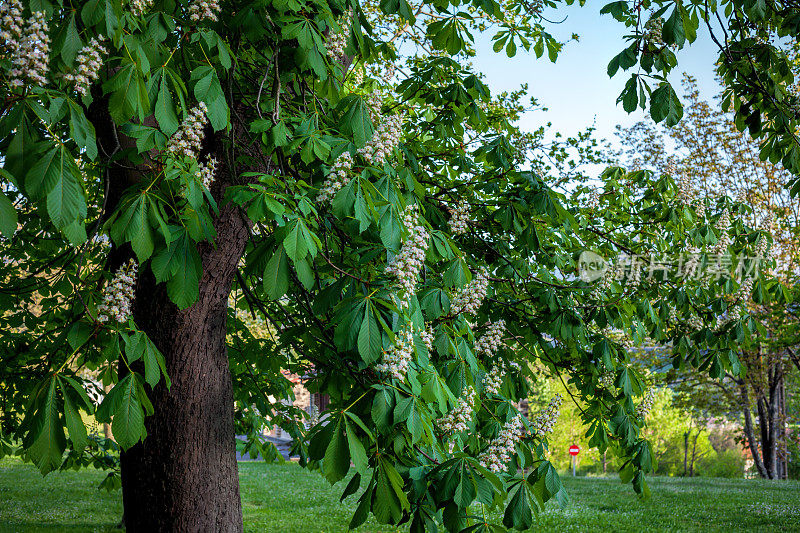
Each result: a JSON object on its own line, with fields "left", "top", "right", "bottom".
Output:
{"left": 120, "top": 193, "right": 249, "bottom": 532}
{"left": 90, "top": 91, "right": 262, "bottom": 530}
{"left": 739, "top": 382, "right": 769, "bottom": 479}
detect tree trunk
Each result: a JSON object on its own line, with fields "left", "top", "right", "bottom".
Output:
{"left": 689, "top": 430, "right": 700, "bottom": 477}
{"left": 683, "top": 431, "right": 689, "bottom": 477}
{"left": 739, "top": 382, "right": 769, "bottom": 478}
{"left": 120, "top": 189, "right": 250, "bottom": 531}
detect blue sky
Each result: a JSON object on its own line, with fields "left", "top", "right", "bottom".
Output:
{"left": 471, "top": 3, "right": 724, "bottom": 147}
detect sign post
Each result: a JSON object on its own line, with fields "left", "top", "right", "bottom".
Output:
{"left": 569, "top": 445, "right": 580, "bottom": 476}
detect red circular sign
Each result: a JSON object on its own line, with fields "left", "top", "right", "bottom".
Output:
{"left": 569, "top": 445, "right": 580, "bottom": 456}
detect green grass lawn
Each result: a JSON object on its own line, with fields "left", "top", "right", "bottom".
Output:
{"left": 2, "top": 456, "right": 800, "bottom": 532}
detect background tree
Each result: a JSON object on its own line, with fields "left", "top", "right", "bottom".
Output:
{"left": 616, "top": 74, "right": 800, "bottom": 479}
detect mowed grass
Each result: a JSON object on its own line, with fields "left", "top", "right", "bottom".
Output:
{"left": 2, "top": 457, "right": 800, "bottom": 532}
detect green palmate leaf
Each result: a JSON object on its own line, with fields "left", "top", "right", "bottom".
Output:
{"left": 323, "top": 416, "right": 350, "bottom": 484}
{"left": 283, "top": 219, "right": 309, "bottom": 262}
{"left": 125, "top": 331, "right": 170, "bottom": 389}
{"left": 26, "top": 378, "right": 66, "bottom": 474}
{"left": 264, "top": 246, "right": 289, "bottom": 300}
{"left": 338, "top": 95, "right": 375, "bottom": 147}
{"left": 25, "top": 145, "right": 77, "bottom": 199}
{"left": 373, "top": 457, "right": 409, "bottom": 524}
{"left": 104, "top": 61, "right": 149, "bottom": 124}
{"left": 96, "top": 373, "right": 148, "bottom": 450}
{"left": 371, "top": 387, "right": 395, "bottom": 433}
{"left": 68, "top": 101, "right": 98, "bottom": 160}
{"left": 357, "top": 304, "right": 382, "bottom": 364}
{"left": 0, "top": 192, "right": 17, "bottom": 238}
{"left": 155, "top": 71, "right": 180, "bottom": 135}
{"left": 58, "top": 379, "right": 88, "bottom": 454}
{"left": 111, "top": 194, "right": 154, "bottom": 262}
{"left": 192, "top": 65, "right": 228, "bottom": 131}
{"left": 57, "top": 14, "right": 82, "bottom": 63}
{"left": 46, "top": 167, "right": 84, "bottom": 229}
{"left": 151, "top": 229, "right": 202, "bottom": 309}
{"left": 345, "top": 418, "right": 369, "bottom": 473}
{"left": 650, "top": 83, "right": 683, "bottom": 127}
{"left": 503, "top": 479, "right": 534, "bottom": 530}
{"left": 166, "top": 241, "right": 202, "bottom": 310}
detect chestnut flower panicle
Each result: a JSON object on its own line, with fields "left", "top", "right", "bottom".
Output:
{"left": 0, "top": 0, "right": 24, "bottom": 53}
{"left": 129, "top": 0, "right": 154, "bottom": 17}
{"left": 450, "top": 269, "right": 489, "bottom": 315}
{"left": 318, "top": 152, "right": 353, "bottom": 204}
{"left": 188, "top": 0, "right": 221, "bottom": 21}
{"left": 375, "top": 327, "right": 415, "bottom": 381}
{"left": 474, "top": 319, "right": 505, "bottom": 357}
{"left": 8, "top": 10, "right": 49, "bottom": 89}
{"left": 531, "top": 394, "right": 562, "bottom": 438}
{"left": 599, "top": 371, "right": 616, "bottom": 389}
{"left": 420, "top": 324, "right": 434, "bottom": 352}
{"left": 636, "top": 388, "right": 657, "bottom": 419}
{"left": 166, "top": 103, "right": 209, "bottom": 160}
{"left": 439, "top": 386, "right": 476, "bottom": 434}
{"left": 479, "top": 415, "right": 524, "bottom": 473}
{"left": 386, "top": 204, "right": 429, "bottom": 300}
{"left": 64, "top": 37, "right": 107, "bottom": 96}
{"left": 448, "top": 202, "right": 470, "bottom": 235}
{"left": 97, "top": 259, "right": 138, "bottom": 324}
{"left": 326, "top": 9, "right": 352, "bottom": 58}
{"left": 712, "top": 209, "right": 732, "bottom": 254}
{"left": 482, "top": 365, "right": 504, "bottom": 396}
{"left": 197, "top": 157, "right": 218, "bottom": 189}
{"left": 359, "top": 114, "right": 403, "bottom": 167}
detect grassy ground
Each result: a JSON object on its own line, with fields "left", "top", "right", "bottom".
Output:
{"left": 2, "top": 457, "right": 800, "bottom": 532}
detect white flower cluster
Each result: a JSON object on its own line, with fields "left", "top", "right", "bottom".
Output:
{"left": 694, "top": 199, "right": 706, "bottom": 219}
{"left": 6, "top": 9, "right": 50, "bottom": 89}
{"left": 167, "top": 103, "right": 208, "bottom": 160}
{"left": 350, "top": 64, "right": 364, "bottom": 86}
{"left": 644, "top": 16, "right": 665, "bottom": 47}
{"left": 450, "top": 269, "right": 489, "bottom": 315}
{"left": 474, "top": 319, "right": 505, "bottom": 357}
{"left": 734, "top": 277, "right": 754, "bottom": 317}
{"left": 448, "top": 202, "right": 470, "bottom": 235}
{"left": 479, "top": 415, "right": 523, "bottom": 473}
{"left": 189, "top": 0, "right": 221, "bottom": 21}
{"left": 635, "top": 388, "right": 657, "bottom": 419}
{"left": 626, "top": 263, "right": 642, "bottom": 290}
{"left": 712, "top": 209, "right": 732, "bottom": 254}
{"left": 482, "top": 365, "right": 504, "bottom": 396}
{"left": 129, "top": 0, "right": 154, "bottom": 17}
{"left": 386, "top": 204, "right": 429, "bottom": 298}
{"left": 358, "top": 114, "right": 403, "bottom": 167}
{"left": 375, "top": 327, "right": 415, "bottom": 381}
{"left": 97, "top": 259, "right": 137, "bottom": 324}
{"left": 755, "top": 236, "right": 769, "bottom": 257}
{"left": 64, "top": 37, "right": 107, "bottom": 97}
{"left": 326, "top": 9, "right": 352, "bottom": 58}
{"left": 687, "top": 313, "right": 704, "bottom": 330}
{"left": 599, "top": 371, "right": 615, "bottom": 389}
{"left": 439, "top": 386, "right": 476, "bottom": 434}
{"left": 420, "top": 324, "right": 434, "bottom": 352}
{"left": 318, "top": 152, "right": 353, "bottom": 204}
{"left": 531, "top": 394, "right": 562, "bottom": 438}
{"left": 0, "top": 0, "right": 24, "bottom": 51}
{"left": 196, "top": 157, "right": 218, "bottom": 189}
{"left": 675, "top": 171, "right": 693, "bottom": 204}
